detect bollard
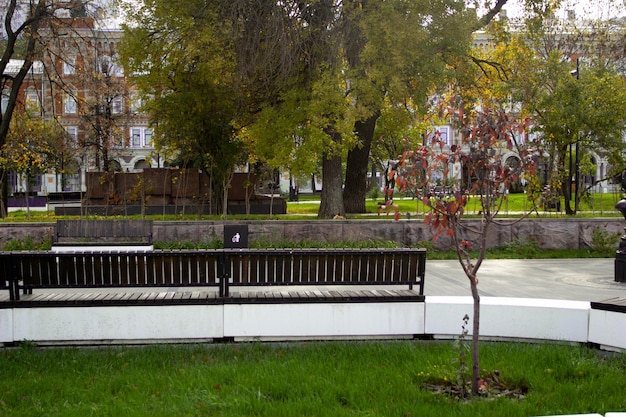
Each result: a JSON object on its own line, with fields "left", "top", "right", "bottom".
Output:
{"left": 614, "top": 199, "right": 626, "bottom": 283}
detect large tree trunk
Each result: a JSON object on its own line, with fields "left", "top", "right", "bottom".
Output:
{"left": 318, "top": 152, "right": 345, "bottom": 219}
{"left": 344, "top": 112, "right": 379, "bottom": 213}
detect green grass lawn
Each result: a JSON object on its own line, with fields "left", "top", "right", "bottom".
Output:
{"left": 5, "top": 192, "right": 624, "bottom": 221}
{"left": 290, "top": 192, "right": 625, "bottom": 217}
{"left": 0, "top": 341, "right": 624, "bottom": 416}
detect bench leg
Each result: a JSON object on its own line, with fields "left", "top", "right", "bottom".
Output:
{"left": 9, "top": 279, "right": 20, "bottom": 301}
{"left": 218, "top": 253, "right": 231, "bottom": 298}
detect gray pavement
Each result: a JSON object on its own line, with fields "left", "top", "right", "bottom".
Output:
{"left": 424, "top": 258, "right": 625, "bottom": 302}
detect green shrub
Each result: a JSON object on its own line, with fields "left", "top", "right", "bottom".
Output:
{"left": 250, "top": 238, "right": 401, "bottom": 249}
{"left": 591, "top": 227, "right": 619, "bottom": 256}
{"left": 153, "top": 237, "right": 223, "bottom": 250}
{"left": 503, "top": 237, "right": 542, "bottom": 257}
{"left": 367, "top": 186, "right": 381, "bottom": 200}
{"left": 2, "top": 236, "right": 51, "bottom": 251}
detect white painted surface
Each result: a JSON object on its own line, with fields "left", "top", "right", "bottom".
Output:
{"left": 2, "top": 295, "right": 626, "bottom": 354}
{"left": 51, "top": 245, "right": 154, "bottom": 253}
{"left": 0, "top": 309, "right": 13, "bottom": 343}
{"left": 588, "top": 309, "right": 626, "bottom": 351}
{"left": 224, "top": 302, "right": 425, "bottom": 339}
{"left": 528, "top": 414, "right": 608, "bottom": 417}
{"left": 532, "top": 414, "right": 603, "bottom": 417}
{"left": 12, "top": 305, "right": 223, "bottom": 343}
{"left": 425, "top": 297, "right": 590, "bottom": 342}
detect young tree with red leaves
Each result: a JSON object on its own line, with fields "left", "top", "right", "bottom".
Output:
{"left": 392, "top": 102, "right": 538, "bottom": 396}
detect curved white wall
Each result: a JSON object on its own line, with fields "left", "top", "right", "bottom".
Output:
{"left": 0, "top": 296, "right": 624, "bottom": 351}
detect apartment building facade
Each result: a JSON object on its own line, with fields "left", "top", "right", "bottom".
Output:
{"left": 2, "top": 16, "right": 156, "bottom": 197}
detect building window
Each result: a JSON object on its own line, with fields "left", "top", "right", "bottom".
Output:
{"left": 111, "top": 96, "right": 123, "bottom": 114}
{"left": 134, "top": 160, "right": 151, "bottom": 171}
{"left": 25, "top": 87, "right": 40, "bottom": 111}
{"left": 31, "top": 174, "right": 43, "bottom": 193}
{"left": 63, "top": 162, "right": 81, "bottom": 192}
{"left": 511, "top": 131, "right": 525, "bottom": 146}
{"left": 64, "top": 94, "right": 77, "bottom": 114}
{"left": 65, "top": 126, "right": 78, "bottom": 147}
{"left": 99, "top": 54, "right": 124, "bottom": 77}
{"left": 63, "top": 56, "right": 76, "bottom": 75}
{"left": 110, "top": 55, "right": 124, "bottom": 77}
{"left": 8, "top": 171, "right": 17, "bottom": 194}
{"left": 144, "top": 129, "right": 152, "bottom": 147}
{"left": 99, "top": 55, "right": 112, "bottom": 75}
{"left": 130, "top": 94, "right": 147, "bottom": 113}
{"left": 111, "top": 132, "right": 124, "bottom": 149}
{"left": 1, "top": 90, "right": 9, "bottom": 115}
{"left": 129, "top": 127, "right": 153, "bottom": 148}
{"left": 432, "top": 126, "right": 450, "bottom": 146}
{"left": 131, "top": 128, "right": 142, "bottom": 147}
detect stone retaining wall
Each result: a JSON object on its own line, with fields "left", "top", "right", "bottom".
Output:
{"left": 153, "top": 218, "right": 625, "bottom": 250}
{"left": 0, "top": 218, "right": 623, "bottom": 250}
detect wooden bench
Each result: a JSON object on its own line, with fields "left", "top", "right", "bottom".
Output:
{"left": 222, "top": 248, "right": 426, "bottom": 300}
{"left": 52, "top": 220, "right": 154, "bottom": 251}
{"left": 0, "top": 248, "right": 426, "bottom": 305}
{"left": 590, "top": 297, "right": 626, "bottom": 313}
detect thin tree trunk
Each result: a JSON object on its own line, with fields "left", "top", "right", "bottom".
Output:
{"left": 561, "top": 144, "right": 575, "bottom": 215}
{"left": 470, "top": 279, "right": 480, "bottom": 395}
{"left": 222, "top": 172, "right": 233, "bottom": 219}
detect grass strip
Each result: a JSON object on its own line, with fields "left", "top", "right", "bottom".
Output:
{"left": 0, "top": 341, "right": 624, "bottom": 416}
{"left": 5, "top": 192, "right": 625, "bottom": 221}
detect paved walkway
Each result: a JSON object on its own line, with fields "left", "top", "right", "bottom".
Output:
{"left": 424, "top": 258, "right": 625, "bottom": 302}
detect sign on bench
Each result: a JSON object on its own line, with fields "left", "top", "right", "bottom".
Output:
{"left": 52, "top": 220, "right": 154, "bottom": 252}
{"left": 1, "top": 248, "right": 426, "bottom": 301}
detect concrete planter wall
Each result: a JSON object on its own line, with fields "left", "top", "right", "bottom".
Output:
{"left": 1, "top": 296, "right": 625, "bottom": 352}
{"left": 0, "top": 218, "right": 623, "bottom": 250}
{"left": 153, "top": 218, "right": 625, "bottom": 250}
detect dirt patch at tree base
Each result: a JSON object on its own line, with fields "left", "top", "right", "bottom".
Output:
{"left": 421, "top": 370, "right": 528, "bottom": 401}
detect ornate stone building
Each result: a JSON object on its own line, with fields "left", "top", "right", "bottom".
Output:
{"left": 2, "top": 15, "right": 157, "bottom": 198}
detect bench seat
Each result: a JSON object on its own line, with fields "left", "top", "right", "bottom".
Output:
{"left": 226, "top": 288, "right": 423, "bottom": 303}
{"left": 590, "top": 297, "right": 626, "bottom": 313}
{"left": 0, "top": 290, "right": 221, "bottom": 307}
{"left": 0, "top": 287, "right": 423, "bottom": 308}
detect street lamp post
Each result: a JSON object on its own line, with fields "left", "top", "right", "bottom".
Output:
{"left": 570, "top": 57, "right": 580, "bottom": 212}
{"left": 614, "top": 199, "right": 626, "bottom": 282}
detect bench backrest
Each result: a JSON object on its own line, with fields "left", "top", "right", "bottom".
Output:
{"left": 55, "top": 220, "right": 153, "bottom": 242}
{"left": 222, "top": 248, "right": 426, "bottom": 295}
{"left": 1, "top": 251, "right": 220, "bottom": 299}
{"left": 1, "top": 248, "right": 426, "bottom": 300}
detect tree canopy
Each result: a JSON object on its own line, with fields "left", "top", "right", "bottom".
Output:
{"left": 482, "top": 2, "right": 626, "bottom": 213}
{"left": 119, "top": 0, "right": 487, "bottom": 217}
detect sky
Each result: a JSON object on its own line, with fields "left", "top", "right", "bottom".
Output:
{"left": 500, "top": 0, "right": 626, "bottom": 20}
